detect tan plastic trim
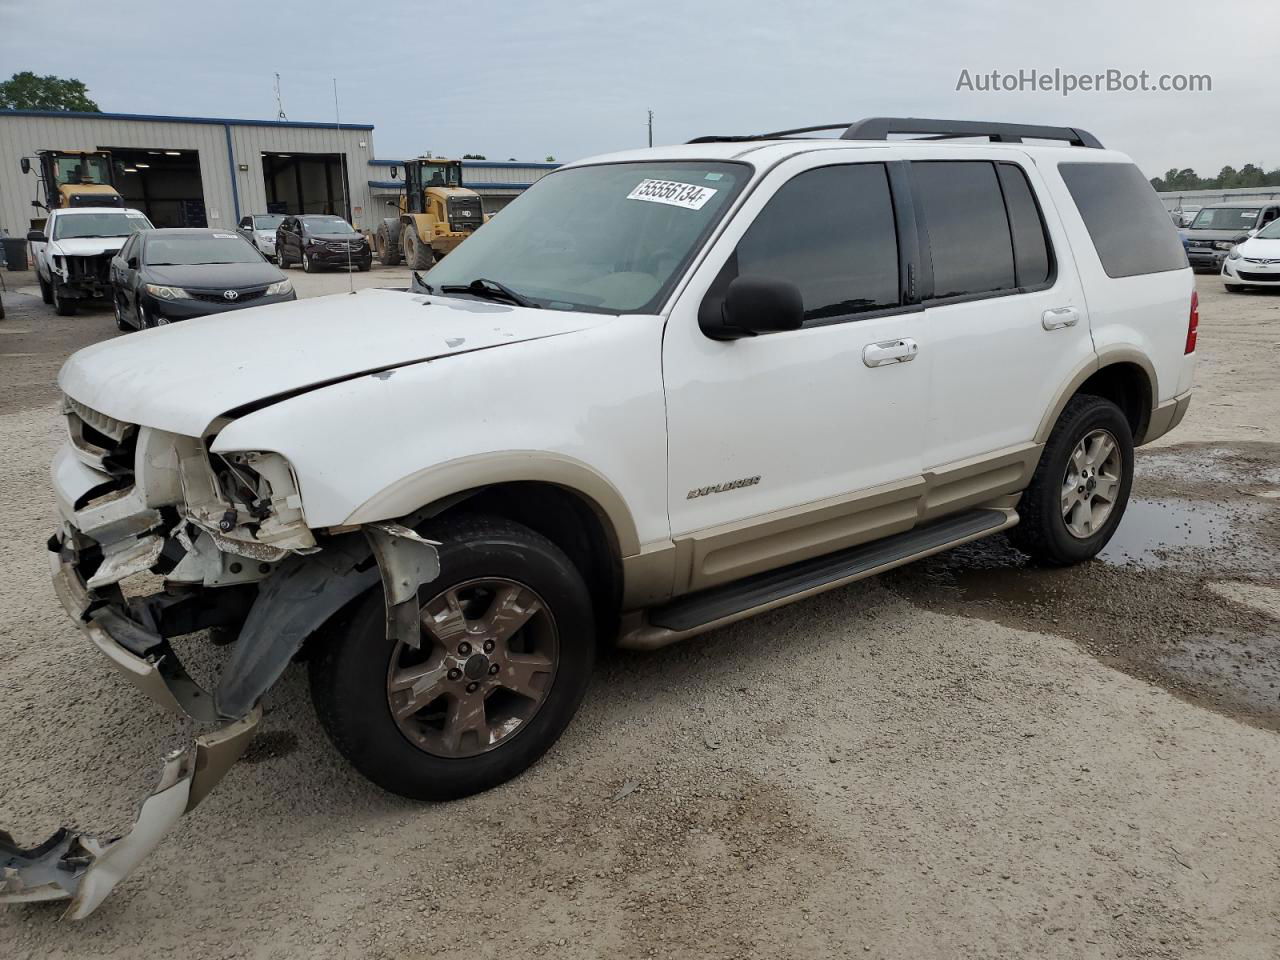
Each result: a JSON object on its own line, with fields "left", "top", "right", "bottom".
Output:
{"left": 1140, "top": 389, "right": 1192, "bottom": 445}
{"left": 920, "top": 443, "right": 1042, "bottom": 521}
{"left": 342, "top": 450, "right": 641, "bottom": 557}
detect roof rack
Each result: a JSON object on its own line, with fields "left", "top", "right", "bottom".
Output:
{"left": 688, "top": 117, "right": 1103, "bottom": 149}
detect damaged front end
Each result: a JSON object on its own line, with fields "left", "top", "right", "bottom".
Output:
{"left": 0, "top": 397, "right": 440, "bottom": 919}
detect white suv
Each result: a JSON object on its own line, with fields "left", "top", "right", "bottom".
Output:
{"left": 1, "top": 118, "right": 1196, "bottom": 917}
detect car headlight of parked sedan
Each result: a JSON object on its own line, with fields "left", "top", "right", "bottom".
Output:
{"left": 145, "top": 283, "right": 191, "bottom": 300}
{"left": 1227, "top": 246, "right": 1243, "bottom": 260}
{"left": 265, "top": 279, "right": 293, "bottom": 296}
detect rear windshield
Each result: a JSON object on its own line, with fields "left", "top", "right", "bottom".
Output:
{"left": 1058, "top": 163, "right": 1188, "bottom": 278}
{"left": 145, "top": 233, "right": 262, "bottom": 265}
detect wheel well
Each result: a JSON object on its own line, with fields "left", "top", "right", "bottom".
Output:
{"left": 1075, "top": 362, "right": 1152, "bottom": 441}
{"left": 438, "top": 482, "right": 623, "bottom": 640}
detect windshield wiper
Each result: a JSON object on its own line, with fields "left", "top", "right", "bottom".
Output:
{"left": 440, "top": 277, "right": 539, "bottom": 308}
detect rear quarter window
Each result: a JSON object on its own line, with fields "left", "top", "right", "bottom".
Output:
{"left": 1058, "top": 162, "right": 1188, "bottom": 278}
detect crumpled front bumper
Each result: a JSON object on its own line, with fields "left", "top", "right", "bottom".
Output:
{"left": 0, "top": 709, "right": 259, "bottom": 919}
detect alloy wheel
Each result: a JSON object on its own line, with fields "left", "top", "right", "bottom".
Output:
{"left": 386, "top": 578, "right": 559, "bottom": 759}
{"left": 1061, "top": 428, "right": 1122, "bottom": 539}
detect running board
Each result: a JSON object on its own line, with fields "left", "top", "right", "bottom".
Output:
{"left": 620, "top": 508, "right": 1016, "bottom": 651}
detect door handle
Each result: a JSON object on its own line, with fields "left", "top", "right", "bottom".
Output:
{"left": 1042, "top": 306, "right": 1080, "bottom": 330}
{"left": 862, "top": 338, "right": 919, "bottom": 367}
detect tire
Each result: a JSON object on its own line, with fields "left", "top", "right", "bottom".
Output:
{"left": 358, "top": 261, "right": 371, "bottom": 272}
{"left": 52, "top": 283, "right": 77, "bottom": 316}
{"left": 1009, "top": 395, "right": 1134, "bottom": 566}
{"left": 376, "top": 221, "right": 402, "bottom": 267}
{"left": 1225, "top": 283, "right": 1245, "bottom": 293}
{"left": 113, "top": 294, "right": 132, "bottom": 331}
{"left": 302, "top": 253, "right": 317, "bottom": 273}
{"left": 309, "top": 514, "right": 596, "bottom": 801}
{"left": 403, "top": 228, "right": 435, "bottom": 270}
{"left": 38, "top": 274, "right": 53, "bottom": 305}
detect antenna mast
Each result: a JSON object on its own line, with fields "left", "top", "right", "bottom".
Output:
{"left": 274, "top": 73, "right": 288, "bottom": 121}
{"left": 333, "top": 79, "right": 355, "bottom": 293}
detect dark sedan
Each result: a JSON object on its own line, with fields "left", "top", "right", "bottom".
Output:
{"left": 275, "top": 214, "right": 372, "bottom": 273}
{"left": 109, "top": 228, "right": 296, "bottom": 330}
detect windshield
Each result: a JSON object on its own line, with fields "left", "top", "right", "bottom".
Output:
{"left": 1190, "top": 207, "right": 1260, "bottom": 230}
{"left": 252, "top": 215, "right": 285, "bottom": 230}
{"left": 146, "top": 233, "right": 262, "bottom": 265}
{"left": 1256, "top": 219, "right": 1280, "bottom": 241}
{"left": 302, "top": 217, "right": 354, "bottom": 234}
{"left": 53, "top": 212, "right": 152, "bottom": 239}
{"left": 421, "top": 162, "right": 461, "bottom": 187}
{"left": 423, "top": 161, "right": 748, "bottom": 313}
{"left": 52, "top": 152, "right": 111, "bottom": 186}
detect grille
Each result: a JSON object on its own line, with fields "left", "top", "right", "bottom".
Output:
{"left": 66, "top": 253, "right": 113, "bottom": 283}
{"left": 447, "top": 197, "right": 483, "bottom": 232}
{"left": 1237, "top": 271, "right": 1280, "bottom": 282}
{"left": 64, "top": 395, "right": 137, "bottom": 475}
{"left": 1244, "top": 257, "right": 1280, "bottom": 265}
{"left": 189, "top": 287, "right": 268, "bottom": 304}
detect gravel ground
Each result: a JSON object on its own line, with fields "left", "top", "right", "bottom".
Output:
{"left": 1, "top": 271, "right": 1278, "bottom": 958}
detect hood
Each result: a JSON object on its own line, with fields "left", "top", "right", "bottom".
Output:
{"left": 51, "top": 237, "right": 128, "bottom": 257}
{"left": 1237, "top": 235, "right": 1280, "bottom": 258}
{"left": 59, "top": 288, "right": 609, "bottom": 436}
{"left": 146, "top": 261, "right": 284, "bottom": 289}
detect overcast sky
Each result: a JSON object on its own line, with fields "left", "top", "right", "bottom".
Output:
{"left": 1, "top": 0, "right": 1274, "bottom": 177}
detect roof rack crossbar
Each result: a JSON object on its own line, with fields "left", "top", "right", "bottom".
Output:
{"left": 687, "top": 117, "right": 1103, "bottom": 149}
{"left": 841, "top": 117, "right": 1103, "bottom": 148}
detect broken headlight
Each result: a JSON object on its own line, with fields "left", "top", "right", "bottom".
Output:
{"left": 205, "top": 451, "right": 314, "bottom": 551}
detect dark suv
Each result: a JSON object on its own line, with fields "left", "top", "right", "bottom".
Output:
{"left": 276, "top": 215, "right": 372, "bottom": 273}
{"left": 1182, "top": 201, "right": 1280, "bottom": 272}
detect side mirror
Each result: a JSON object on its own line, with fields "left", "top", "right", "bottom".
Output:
{"left": 390, "top": 166, "right": 399, "bottom": 179}
{"left": 127, "top": 257, "right": 139, "bottom": 270}
{"left": 20, "top": 157, "right": 30, "bottom": 174}
{"left": 26, "top": 230, "right": 47, "bottom": 242}
{"left": 700, "top": 275, "right": 804, "bottom": 340}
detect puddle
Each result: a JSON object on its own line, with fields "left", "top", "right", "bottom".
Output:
{"left": 1136, "top": 441, "right": 1280, "bottom": 491}
{"left": 1098, "top": 498, "right": 1270, "bottom": 570}
{"left": 1157, "top": 631, "right": 1280, "bottom": 728}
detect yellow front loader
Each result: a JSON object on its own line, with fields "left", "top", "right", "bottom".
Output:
{"left": 372, "top": 158, "right": 487, "bottom": 269}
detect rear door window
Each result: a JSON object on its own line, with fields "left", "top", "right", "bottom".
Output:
{"left": 912, "top": 160, "right": 1016, "bottom": 299}
{"left": 1058, "top": 162, "right": 1188, "bottom": 277}
{"left": 996, "top": 163, "right": 1053, "bottom": 288}
{"left": 732, "top": 163, "right": 901, "bottom": 323}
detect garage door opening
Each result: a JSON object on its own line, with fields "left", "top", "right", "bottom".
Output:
{"left": 105, "top": 147, "right": 206, "bottom": 227}
{"left": 261, "top": 152, "right": 350, "bottom": 220}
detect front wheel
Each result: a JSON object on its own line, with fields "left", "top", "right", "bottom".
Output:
{"left": 51, "top": 283, "right": 77, "bottom": 316}
{"left": 113, "top": 293, "right": 132, "bottom": 331}
{"left": 1010, "top": 395, "right": 1134, "bottom": 566}
{"left": 302, "top": 253, "right": 317, "bottom": 273}
{"left": 38, "top": 274, "right": 53, "bottom": 305}
{"left": 309, "top": 515, "right": 596, "bottom": 801}
{"left": 403, "top": 229, "right": 435, "bottom": 270}
{"left": 1224, "top": 283, "right": 1245, "bottom": 293}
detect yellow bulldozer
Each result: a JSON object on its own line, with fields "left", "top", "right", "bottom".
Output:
{"left": 21, "top": 149, "right": 124, "bottom": 223}
{"left": 372, "top": 157, "right": 487, "bottom": 269}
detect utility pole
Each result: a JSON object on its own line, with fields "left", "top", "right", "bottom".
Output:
{"left": 647, "top": 109, "right": 653, "bottom": 147}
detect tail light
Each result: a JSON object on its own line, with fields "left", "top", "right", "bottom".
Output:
{"left": 1185, "top": 290, "right": 1199, "bottom": 354}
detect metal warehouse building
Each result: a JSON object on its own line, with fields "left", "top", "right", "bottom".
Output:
{"left": 0, "top": 109, "right": 558, "bottom": 237}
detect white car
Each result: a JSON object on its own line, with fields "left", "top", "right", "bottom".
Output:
{"left": 28, "top": 207, "right": 154, "bottom": 315}
{"left": 236, "top": 213, "right": 285, "bottom": 261}
{"left": 1, "top": 118, "right": 1197, "bottom": 918}
{"left": 1222, "top": 218, "right": 1280, "bottom": 291}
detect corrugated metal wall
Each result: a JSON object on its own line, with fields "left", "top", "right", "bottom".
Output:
{"left": 0, "top": 112, "right": 378, "bottom": 236}
{"left": 1158, "top": 185, "right": 1280, "bottom": 212}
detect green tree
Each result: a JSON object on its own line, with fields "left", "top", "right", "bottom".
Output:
{"left": 545, "top": 155, "right": 556, "bottom": 162}
{"left": 462, "top": 153, "right": 487, "bottom": 160}
{"left": 0, "top": 71, "right": 100, "bottom": 111}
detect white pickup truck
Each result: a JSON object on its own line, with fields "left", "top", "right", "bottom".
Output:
{"left": 1, "top": 117, "right": 1196, "bottom": 918}
{"left": 28, "top": 207, "right": 153, "bottom": 315}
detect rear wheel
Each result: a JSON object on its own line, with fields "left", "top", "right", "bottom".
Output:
{"left": 309, "top": 515, "right": 595, "bottom": 801}
{"left": 403, "top": 228, "right": 435, "bottom": 270}
{"left": 1010, "top": 395, "right": 1133, "bottom": 566}
{"left": 51, "top": 283, "right": 76, "bottom": 316}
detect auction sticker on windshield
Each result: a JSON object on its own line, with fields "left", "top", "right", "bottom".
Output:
{"left": 627, "top": 179, "right": 718, "bottom": 210}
